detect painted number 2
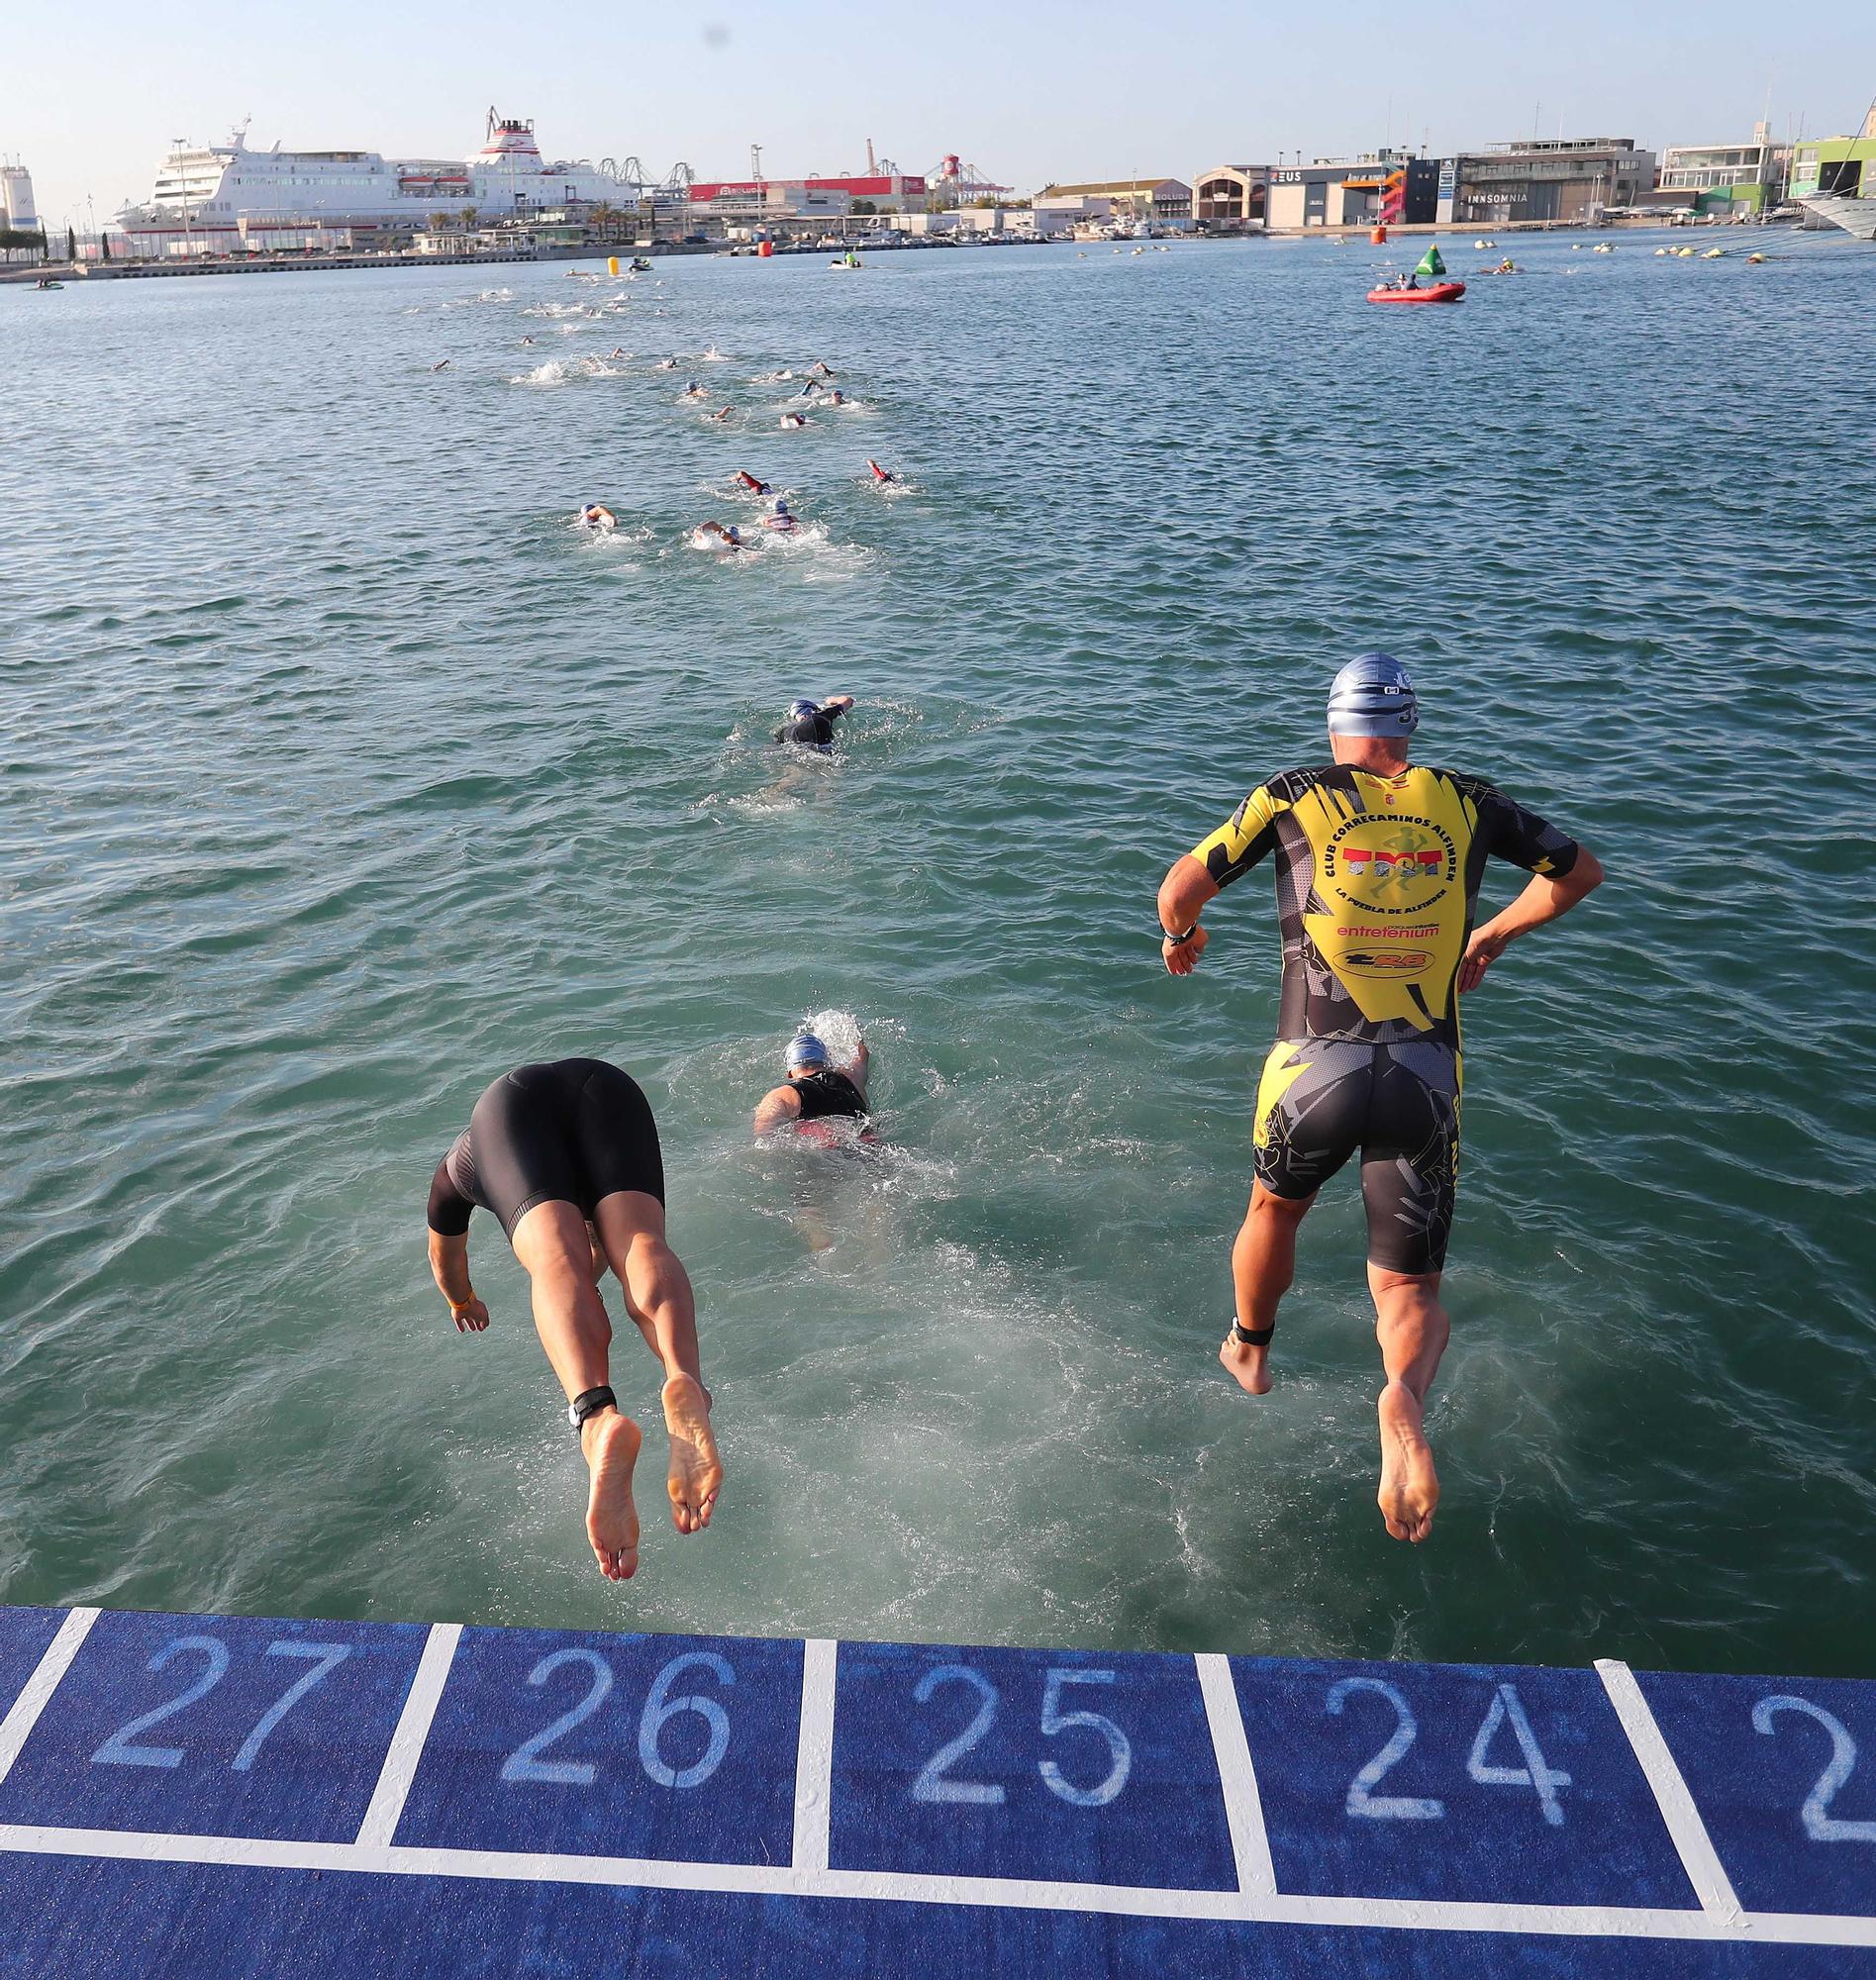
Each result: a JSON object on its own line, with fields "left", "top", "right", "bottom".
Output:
{"left": 500, "top": 1648, "right": 734, "bottom": 1792}
{"left": 912, "top": 1665, "right": 1133, "bottom": 1809}
{"left": 1753, "top": 1695, "right": 1876, "bottom": 1844}
{"left": 92, "top": 1635, "right": 351, "bottom": 1772}
{"left": 1327, "top": 1677, "right": 1571, "bottom": 1827}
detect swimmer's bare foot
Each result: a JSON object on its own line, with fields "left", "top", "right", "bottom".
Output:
{"left": 662, "top": 1372, "right": 723, "bottom": 1534}
{"left": 1377, "top": 1380, "right": 1439, "bottom": 1542}
{"left": 1219, "top": 1331, "right": 1273, "bottom": 1396}
{"left": 580, "top": 1409, "right": 642, "bottom": 1580}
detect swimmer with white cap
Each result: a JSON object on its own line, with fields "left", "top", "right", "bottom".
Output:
{"left": 762, "top": 498, "right": 800, "bottom": 533}
{"left": 752, "top": 1029, "right": 872, "bottom": 1137}
{"left": 773, "top": 695, "right": 853, "bottom": 748}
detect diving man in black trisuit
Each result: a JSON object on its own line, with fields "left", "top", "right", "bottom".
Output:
{"left": 426, "top": 1058, "right": 723, "bottom": 1580}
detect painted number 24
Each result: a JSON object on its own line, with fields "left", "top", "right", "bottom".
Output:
{"left": 1328, "top": 1676, "right": 1572, "bottom": 1827}
{"left": 912, "top": 1665, "right": 1133, "bottom": 1809}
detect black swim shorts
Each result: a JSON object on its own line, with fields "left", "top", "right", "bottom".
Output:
{"left": 427, "top": 1058, "right": 665, "bottom": 1241}
{"left": 1251, "top": 1037, "right": 1460, "bottom": 1275}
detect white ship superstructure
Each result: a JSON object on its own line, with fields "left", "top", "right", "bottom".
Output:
{"left": 116, "top": 111, "right": 645, "bottom": 252}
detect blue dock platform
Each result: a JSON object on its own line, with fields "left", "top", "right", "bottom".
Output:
{"left": 1, "top": 1603, "right": 1871, "bottom": 1975}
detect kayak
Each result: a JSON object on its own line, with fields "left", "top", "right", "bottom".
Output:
{"left": 1367, "top": 281, "right": 1466, "bottom": 305}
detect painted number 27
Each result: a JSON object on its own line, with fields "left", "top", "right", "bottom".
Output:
{"left": 912, "top": 1665, "right": 1133, "bottom": 1809}
{"left": 1328, "top": 1676, "right": 1572, "bottom": 1827}
{"left": 92, "top": 1635, "right": 351, "bottom": 1772}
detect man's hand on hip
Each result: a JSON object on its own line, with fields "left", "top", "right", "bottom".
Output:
{"left": 1162, "top": 927, "right": 1209, "bottom": 976}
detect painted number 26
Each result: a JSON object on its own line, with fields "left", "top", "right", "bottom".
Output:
{"left": 912, "top": 1665, "right": 1133, "bottom": 1809}
{"left": 500, "top": 1648, "right": 735, "bottom": 1792}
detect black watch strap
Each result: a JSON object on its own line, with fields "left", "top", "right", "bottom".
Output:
{"left": 1230, "top": 1323, "right": 1274, "bottom": 1347}
{"left": 568, "top": 1384, "right": 618, "bottom": 1431}
{"left": 1164, "top": 924, "right": 1199, "bottom": 944}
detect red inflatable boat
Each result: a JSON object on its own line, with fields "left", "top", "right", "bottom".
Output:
{"left": 1367, "top": 281, "right": 1467, "bottom": 305}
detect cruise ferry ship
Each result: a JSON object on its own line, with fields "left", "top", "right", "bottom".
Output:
{"left": 115, "top": 111, "right": 645, "bottom": 252}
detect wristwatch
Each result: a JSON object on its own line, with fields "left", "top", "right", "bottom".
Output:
{"left": 1163, "top": 925, "right": 1198, "bottom": 944}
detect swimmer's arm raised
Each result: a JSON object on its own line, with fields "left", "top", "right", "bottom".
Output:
{"left": 1460, "top": 847, "right": 1604, "bottom": 992}
{"left": 752, "top": 1085, "right": 804, "bottom": 1136}
{"left": 427, "top": 1228, "right": 489, "bottom": 1333}
{"left": 842, "top": 1037, "right": 870, "bottom": 1092}
{"left": 1157, "top": 854, "right": 1218, "bottom": 976}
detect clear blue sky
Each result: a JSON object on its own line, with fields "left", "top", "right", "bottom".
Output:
{"left": 11, "top": 0, "right": 1875, "bottom": 230}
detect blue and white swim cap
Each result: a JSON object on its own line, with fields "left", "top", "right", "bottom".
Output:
{"left": 1328, "top": 653, "right": 1420, "bottom": 737}
{"left": 773, "top": 499, "right": 790, "bottom": 515}
{"left": 786, "top": 1031, "right": 830, "bottom": 1071}
{"left": 788, "top": 698, "right": 817, "bottom": 719}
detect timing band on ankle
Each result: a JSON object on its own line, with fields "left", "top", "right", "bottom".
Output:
{"left": 1231, "top": 1323, "right": 1274, "bottom": 1347}
{"left": 568, "top": 1385, "right": 618, "bottom": 1431}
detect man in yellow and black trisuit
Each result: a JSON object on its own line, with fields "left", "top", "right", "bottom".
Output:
{"left": 1156, "top": 654, "right": 1603, "bottom": 1543}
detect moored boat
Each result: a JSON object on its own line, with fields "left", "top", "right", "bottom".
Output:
{"left": 1367, "top": 280, "right": 1466, "bottom": 304}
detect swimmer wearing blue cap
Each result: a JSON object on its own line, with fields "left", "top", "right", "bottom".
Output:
{"left": 774, "top": 694, "right": 854, "bottom": 748}
{"left": 752, "top": 1029, "right": 871, "bottom": 1137}
{"left": 579, "top": 503, "right": 618, "bottom": 532}
{"left": 762, "top": 498, "right": 800, "bottom": 533}
{"left": 1155, "top": 653, "right": 1604, "bottom": 1544}
{"left": 692, "top": 520, "right": 742, "bottom": 552}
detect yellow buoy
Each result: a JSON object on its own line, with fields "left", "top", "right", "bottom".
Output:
{"left": 607, "top": 255, "right": 620, "bottom": 277}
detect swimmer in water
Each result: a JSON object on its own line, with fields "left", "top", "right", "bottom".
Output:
{"left": 431, "top": 359, "right": 451, "bottom": 371}
{"left": 762, "top": 498, "right": 800, "bottom": 533}
{"left": 826, "top": 389, "right": 845, "bottom": 407}
{"left": 426, "top": 1058, "right": 723, "bottom": 1580}
{"left": 798, "top": 380, "right": 822, "bottom": 397}
{"left": 520, "top": 336, "right": 536, "bottom": 346}
{"left": 656, "top": 356, "right": 677, "bottom": 370}
{"left": 606, "top": 346, "right": 629, "bottom": 358}
{"left": 683, "top": 380, "right": 707, "bottom": 398}
{"left": 691, "top": 521, "right": 743, "bottom": 552}
{"left": 752, "top": 1030, "right": 872, "bottom": 1137}
{"left": 808, "top": 360, "right": 835, "bottom": 378}
{"left": 579, "top": 503, "right": 618, "bottom": 532}
{"left": 780, "top": 412, "right": 808, "bottom": 429}
{"left": 866, "top": 458, "right": 896, "bottom": 484}
{"left": 1154, "top": 654, "right": 1603, "bottom": 1544}
{"left": 735, "top": 471, "right": 772, "bottom": 495}
{"left": 710, "top": 405, "right": 734, "bottom": 422}
{"left": 774, "top": 693, "right": 853, "bottom": 748}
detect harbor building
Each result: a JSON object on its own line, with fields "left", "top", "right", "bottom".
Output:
{"left": 1788, "top": 101, "right": 1876, "bottom": 201}
{"left": 1264, "top": 152, "right": 1437, "bottom": 229}
{"left": 1450, "top": 138, "right": 1653, "bottom": 222}
{"left": 1656, "top": 125, "right": 1786, "bottom": 216}
{"left": 686, "top": 172, "right": 926, "bottom": 218}
{"left": 1, "top": 158, "right": 40, "bottom": 235}
{"left": 1192, "top": 165, "right": 1269, "bottom": 231}
{"left": 1034, "top": 178, "right": 1191, "bottom": 225}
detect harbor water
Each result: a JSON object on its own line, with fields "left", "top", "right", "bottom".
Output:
{"left": 2, "top": 234, "right": 1872, "bottom": 1679}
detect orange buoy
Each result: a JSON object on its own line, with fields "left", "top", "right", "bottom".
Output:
{"left": 1371, "top": 225, "right": 1388, "bottom": 245}
{"left": 757, "top": 239, "right": 774, "bottom": 257}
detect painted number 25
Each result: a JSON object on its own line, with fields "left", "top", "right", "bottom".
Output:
{"left": 1327, "top": 1676, "right": 1572, "bottom": 1827}
{"left": 912, "top": 1665, "right": 1133, "bottom": 1809}
{"left": 92, "top": 1635, "right": 352, "bottom": 1772}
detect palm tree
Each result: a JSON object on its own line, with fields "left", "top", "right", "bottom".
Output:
{"left": 458, "top": 205, "right": 480, "bottom": 232}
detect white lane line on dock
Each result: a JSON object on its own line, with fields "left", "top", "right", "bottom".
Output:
{"left": 0, "top": 1609, "right": 99, "bottom": 1791}
{"left": 1195, "top": 1652, "right": 1276, "bottom": 1904}
{"left": 790, "top": 1638, "right": 838, "bottom": 1877}
{"left": 353, "top": 1623, "right": 461, "bottom": 1848}
{"left": 1594, "top": 1657, "right": 1744, "bottom": 1927}
{"left": 1, "top": 1820, "right": 1873, "bottom": 1945}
